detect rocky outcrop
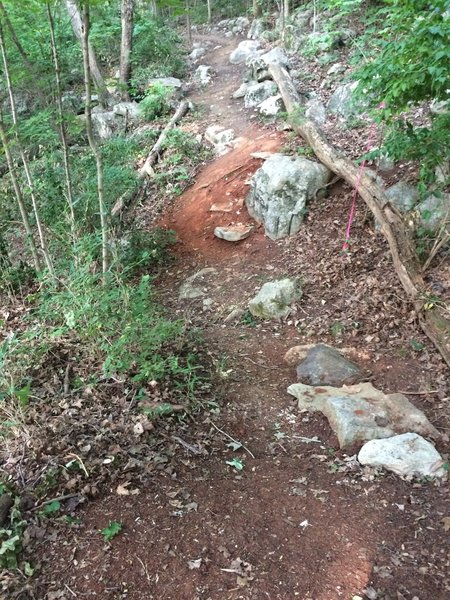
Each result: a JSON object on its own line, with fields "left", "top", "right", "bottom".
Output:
{"left": 245, "top": 154, "right": 331, "bottom": 240}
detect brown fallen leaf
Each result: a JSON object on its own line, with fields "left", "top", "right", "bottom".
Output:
{"left": 441, "top": 516, "right": 450, "bottom": 532}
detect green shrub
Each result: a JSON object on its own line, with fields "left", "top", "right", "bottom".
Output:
{"left": 139, "top": 84, "right": 174, "bottom": 121}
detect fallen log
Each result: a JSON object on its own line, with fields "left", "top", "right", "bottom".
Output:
{"left": 111, "top": 100, "right": 190, "bottom": 217}
{"left": 268, "top": 62, "right": 450, "bottom": 367}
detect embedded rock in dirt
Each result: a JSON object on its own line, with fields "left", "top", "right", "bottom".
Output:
{"left": 296, "top": 344, "right": 363, "bottom": 386}
{"left": 214, "top": 225, "right": 252, "bottom": 242}
{"left": 195, "top": 65, "right": 214, "bottom": 86}
{"left": 232, "top": 82, "right": 250, "bottom": 99}
{"left": 416, "top": 192, "right": 450, "bottom": 232}
{"left": 245, "top": 154, "right": 331, "bottom": 240}
{"left": 358, "top": 433, "right": 445, "bottom": 478}
{"left": 287, "top": 382, "right": 440, "bottom": 448}
{"left": 385, "top": 181, "right": 419, "bottom": 213}
{"left": 179, "top": 268, "right": 217, "bottom": 300}
{"left": 205, "top": 125, "right": 236, "bottom": 156}
{"left": 244, "top": 81, "right": 278, "bottom": 108}
{"left": 189, "top": 47, "right": 206, "bottom": 61}
{"left": 284, "top": 345, "right": 370, "bottom": 366}
{"left": 257, "top": 94, "right": 284, "bottom": 116}
{"left": 147, "top": 76, "right": 182, "bottom": 90}
{"left": 229, "top": 40, "right": 261, "bottom": 64}
{"left": 327, "top": 81, "right": 360, "bottom": 117}
{"left": 209, "top": 202, "right": 233, "bottom": 213}
{"left": 248, "top": 278, "right": 302, "bottom": 320}
{"left": 305, "top": 99, "right": 327, "bottom": 126}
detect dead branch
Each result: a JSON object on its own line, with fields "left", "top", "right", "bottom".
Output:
{"left": 111, "top": 100, "right": 189, "bottom": 217}
{"left": 268, "top": 62, "right": 450, "bottom": 367}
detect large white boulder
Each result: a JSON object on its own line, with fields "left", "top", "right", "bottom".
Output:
{"left": 245, "top": 154, "right": 331, "bottom": 240}
{"left": 229, "top": 40, "right": 261, "bottom": 65}
{"left": 358, "top": 433, "right": 445, "bottom": 478}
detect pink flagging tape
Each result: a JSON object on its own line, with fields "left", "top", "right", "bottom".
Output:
{"left": 342, "top": 102, "right": 385, "bottom": 252}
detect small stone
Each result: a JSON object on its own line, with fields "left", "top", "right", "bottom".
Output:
{"left": 296, "top": 344, "right": 363, "bottom": 386}
{"left": 224, "top": 307, "right": 245, "bottom": 323}
{"left": 189, "top": 48, "right": 206, "bottom": 61}
{"left": 195, "top": 65, "right": 214, "bottom": 85}
{"left": 232, "top": 83, "right": 249, "bottom": 99}
{"left": 257, "top": 94, "right": 284, "bottom": 116}
{"left": 248, "top": 278, "right": 302, "bottom": 320}
{"left": 214, "top": 225, "right": 252, "bottom": 242}
{"left": 210, "top": 202, "right": 234, "bottom": 213}
{"left": 358, "top": 433, "right": 445, "bottom": 478}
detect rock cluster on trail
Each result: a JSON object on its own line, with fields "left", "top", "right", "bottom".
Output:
{"left": 248, "top": 278, "right": 301, "bottom": 319}
{"left": 246, "top": 154, "right": 331, "bottom": 240}
{"left": 296, "top": 344, "right": 363, "bottom": 386}
{"left": 229, "top": 40, "right": 261, "bottom": 65}
{"left": 358, "top": 433, "right": 445, "bottom": 478}
{"left": 288, "top": 381, "right": 440, "bottom": 448}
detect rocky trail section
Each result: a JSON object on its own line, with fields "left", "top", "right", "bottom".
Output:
{"left": 37, "top": 24, "right": 449, "bottom": 600}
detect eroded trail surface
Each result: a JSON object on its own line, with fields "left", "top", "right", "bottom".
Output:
{"left": 44, "top": 34, "right": 449, "bottom": 600}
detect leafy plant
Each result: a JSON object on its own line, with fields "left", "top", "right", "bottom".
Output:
{"left": 101, "top": 521, "right": 123, "bottom": 542}
{"left": 139, "top": 84, "right": 175, "bottom": 121}
{"left": 226, "top": 458, "right": 245, "bottom": 471}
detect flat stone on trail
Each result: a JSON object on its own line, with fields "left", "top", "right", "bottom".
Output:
{"left": 296, "top": 344, "right": 363, "bottom": 386}
{"left": 209, "top": 202, "right": 234, "bottom": 212}
{"left": 358, "top": 433, "right": 445, "bottom": 478}
{"left": 287, "top": 382, "right": 440, "bottom": 448}
{"left": 248, "top": 278, "right": 302, "bottom": 319}
{"left": 246, "top": 154, "right": 331, "bottom": 240}
{"left": 214, "top": 225, "right": 252, "bottom": 242}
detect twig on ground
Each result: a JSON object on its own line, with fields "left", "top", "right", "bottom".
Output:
{"left": 209, "top": 420, "right": 255, "bottom": 459}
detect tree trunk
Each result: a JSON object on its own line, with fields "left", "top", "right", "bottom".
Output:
{"left": 81, "top": 1, "right": 110, "bottom": 276}
{"left": 253, "top": 0, "right": 262, "bottom": 18}
{"left": 47, "top": 2, "right": 77, "bottom": 246}
{"left": 0, "top": 112, "right": 41, "bottom": 272}
{"left": 284, "top": 0, "right": 290, "bottom": 19}
{"left": 185, "top": 0, "right": 192, "bottom": 49}
{"left": 119, "top": 0, "right": 134, "bottom": 96}
{"left": 0, "top": 1, "right": 33, "bottom": 71}
{"left": 206, "top": 0, "right": 212, "bottom": 24}
{"left": 268, "top": 62, "right": 450, "bottom": 367}
{"left": 64, "top": 0, "right": 112, "bottom": 107}
{"left": 0, "top": 22, "right": 54, "bottom": 276}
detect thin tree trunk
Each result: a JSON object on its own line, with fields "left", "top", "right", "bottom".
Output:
{"left": 206, "top": 0, "right": 212, "bottom": 24}
{"left": 253, "top": 0, "right": 262, "bottom": 18}
{"left": 47, "top": 2, "right": 77, "bottom": 246}
{"left": 64, "top": 0, "right": 112, "bottom": 107}
{"left": 119, "top": 0, "right": 134, "bottom": 97}
{"left": 284, "top": 0, "right": 290, "bottom": 19}
{"left": 0, "top": 112, "right": 41, "bottom": 271}
{"left": 0, "top": 22, "right": 54, "bottom": 276}
{"left": 0, "top": 1, "right": 33, "bottom": 71}
{"left": 185, "top": 0, "right": 192, "bottom": 49}
{"left": 81, "top": 1, "right": 109, "bottom": 276}
{"left": 268, "top": 62, "right": 450, "bottom": 367}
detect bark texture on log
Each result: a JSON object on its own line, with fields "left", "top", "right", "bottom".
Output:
{"left": 111, "top": 100, "right": 189, "bottom": 217}
{"left": 268, "top": 63, "right": 450, "bottom": 367}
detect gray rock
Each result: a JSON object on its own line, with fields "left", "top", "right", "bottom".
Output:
{"left": 245, "top": 154, "right": 331, "bottom": 240}
{"left": 358, "top": 433, "right": 445, "bottom": 478}
{"left": 214, "top": 225, "right": 252, "bottom": 242}
{"left": 257, "top": 94, "right": 284, "bottom": 116}
{"left": 229, "top": 40, "right": 261, "bottom": 65}
{"left": 327, "top": 62, "right": 345, "bottom": 76}
{"left": 91, "top": 111, "right": 118, "bottom": 140}
{"left": 288, "top": 382, "right": 440, "bottom": 448}
{"left": 179, "top": 268, "right": 217, "bottom": 300}
{"left": 244, "top": 81, "right": 278, "bottom": 108}
{"left": 296, "top": 344, "right": 363, "bottom": 386}
{"left": 195, "top": 65, "right": 214, "bottom": 85}
{"left": 189, "top": 47, "right": 206, "bottom": 61}
{"left": 417, "top": 193, "right": 450, "bottom": 232}
{"left": 305, "top": 99, "right": 326, "bottom": 126}
{"left": 224, "top": 31, "right": 234, "bottom": 39}
{"left": 112, "top": 101, "right": 140, "bottom": 120}
{"left": 327, "top": 81, "right": 360, "bottom": 117}
{"left": 385, "top": 181, "right": 419, "bottom": 213}
{"left": 249, "top": 278, "right": 302, "bottom": 320}
{"left": 245, "top": 47, "right": 290, "bottom": 82}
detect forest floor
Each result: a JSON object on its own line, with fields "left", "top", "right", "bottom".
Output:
{"left": 33, "top": 33, "right": 450, "bottom": 600}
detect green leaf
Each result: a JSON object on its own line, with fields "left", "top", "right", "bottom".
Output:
{"left": 101, "top": 521, "right": 123, "bottom": 542}
{"left": 225, "top": 458, "right": 244, "bottom": 471}
{"left": 40, "top": 500, "right": 61, "bottom": 516}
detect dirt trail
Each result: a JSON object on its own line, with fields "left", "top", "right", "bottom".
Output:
{"left": 43, "top": 33, "right": 449, "bottom": 600}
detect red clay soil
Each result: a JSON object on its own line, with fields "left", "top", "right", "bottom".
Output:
{"left": 36, "top": 32, "right": 449, "bottom": 600}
